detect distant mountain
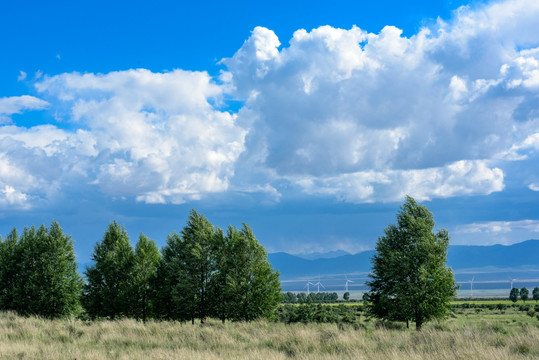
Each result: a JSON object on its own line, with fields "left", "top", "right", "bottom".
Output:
{"left": 295, "top": 250, "right": 351, "bottom": 260}
{"left": 268, "top": 240, "right": 539, "bottom": 280}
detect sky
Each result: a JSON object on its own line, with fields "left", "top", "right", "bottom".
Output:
{"left": 1, "top": 0, "right": 539, "bottom": 262}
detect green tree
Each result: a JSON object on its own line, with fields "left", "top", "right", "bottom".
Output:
{"left": 283, "top": 292, "right": 297, "bottom": 303}
{"left": 0, "top": 228, "right": 20, "bottom": 311}
{"left": 365, "top": 196, "right": 457, "bottom": 330}
{"left": 520, "top": 287, "right": 529, "bottom": 303}
{"left": 509, "top": 288, "right": 519, "bottom": 303}
{"left": 131, "top": 233, "right": 161, "bottom": 322}
{"left": 343, "top": 291, "right": 350, "bottom": 301}
{"left": 297, "top": 293, "right": 307, "bottom": 303}
{"left": 0, "top": 222, "right": 82, "bottom": 318}
{"left": 83, "top": 221, "right": 134, "bottom": 319}
{"left": 533, "top": 287, "right": 539, "bottom": 303}
{"left": 179, "top": 210, "right": 218, "bottom": 323}
{"left": 223, "top": 224, "right": 281, "bottom": 321}
{"left": 154, "top": 210, "right": 218, "bottom": 323}
{"left": 152, "top": 231, "right": 190, "bottom": 321}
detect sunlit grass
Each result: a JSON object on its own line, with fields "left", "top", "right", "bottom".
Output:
{"left": 0, "top": 309, "right": 537, "bottom": 359}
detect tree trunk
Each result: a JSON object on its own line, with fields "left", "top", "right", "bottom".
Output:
{"left": 406, "top": 319, "right": 409, "bottom": 329}
{"left": 415, "top": 321, "right": 422, "bottom": 331}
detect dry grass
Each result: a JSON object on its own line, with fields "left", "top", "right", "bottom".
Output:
{"left": 0, "top": 309, "right": 537, "bottom": 359}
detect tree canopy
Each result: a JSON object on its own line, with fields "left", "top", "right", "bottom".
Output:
{"left": 365, "top": 196, "right": 457, "bottom": 330}
{"left": 83, "top": 221, "right": 134, "bottom": 319}
{"left": 0, "top": 221, "right": 82, "bottom": 318}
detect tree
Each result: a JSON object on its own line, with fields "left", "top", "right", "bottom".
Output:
{"left": 83, "top": 221, "right": 134, "bottom": 319}
{"left": 343, "top": 292, "right": 350, "bottom": 301}
{"left": 509, "top": 288, "right": 519, "bottom": 303}
{"left": 0, "top": 222, "right": 82, "bottom": 318}
{"left": 153, "top": 210, "right": 218, "bottom": 323}
{"left": 533, "top": 287, "right": 539, "bottom": 303}
{"left": 365, "top": 196, "right": 457, "bottom": 330}
{"left": 222, "top": 224, "right": 282, "bottom": 321}
{"left": 179, "top": 210, "right": 218, "bottom": 323}
{"left": 283, "top": 292, "right": 297, "bottom": 303}
{"left": 520, "top": 287, "right": 529, "bottom": 303}
{"left": 0, "top": 228, "right": 20, "bottom": 311}
{"left": 131, "top": 233, "right": 161, "bottom": 322}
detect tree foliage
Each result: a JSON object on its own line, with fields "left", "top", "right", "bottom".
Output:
{"left": 533, "top": 287, "right": 539, "bottom": 303}
{"left": 510, "top": 288, "right": 519, "bottom": 303}
{"left": 132, "top": 233, "right": 161, "bottom": 322}
{"left": 83, "top": 221, "right": 134, "bottom": 319}
{"left": 0, "top": 222, "right": 82, "bottom": 318}
{"left": 153, "top": 211, "right": 281, "bottom": 323}
{"left": 222, "top": 224, "right": 281, "bottom": 321}
{"left": 365, "top": 196, "right": 457, "bottom": 330}
{"left": 1, "top": 211, "right": 280, "bottom": 323}
{"left": 520, "top": 287, "right": 529, "bottom": 302}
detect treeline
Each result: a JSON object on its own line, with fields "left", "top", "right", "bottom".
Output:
{"left": 282, "top": 292, "right": 340, "bottom": 303}
{"left": 0, "top": 210, "right": 281, "bottom": 323}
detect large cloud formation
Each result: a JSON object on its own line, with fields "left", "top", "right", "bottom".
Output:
{"left": 0, "top": 70, "right": 246, "bottom": 207}
{"left": 1, "top": 0, "right": 538, "bottom": 209}
{"left": 223, "top": 0, "right": 539, "bottom": 202}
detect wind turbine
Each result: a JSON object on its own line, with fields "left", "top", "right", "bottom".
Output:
{"left": 344, "top": 274, "right": 354, "bottom": 293}
{"left": 314, "top": 277, "right": 325, "bottom": 293}
{"left": 509, "top": 277, "right": 517, "bottom": 290}
{"left": 304, "top": 281, "right": 315, "bottom": 295}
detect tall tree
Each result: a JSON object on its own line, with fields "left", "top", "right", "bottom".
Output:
{"left": 83, "top": 221, "right": 134, "bottom": 319}
{"left": 223, "top": 224, "right": 281, "bottom": 321}
{"left": 0, "top": 228, "right": 20, "bottom": 311}
{"left": 152, "top": 231, "right": 191, "bottom": 321}
{"left": 131, "top": 233, "right": 161, "bottom": 322}
{"left": 509, "top": 288, "right": 519, "bottom": 303}
{"left": 0, "top": 222, "right": 82, "bottom": 317}
{"left": 365, "top": 196, "right": 457, "bottom": 330}
{"left": 179, "top": 210, "right": 217, "bottom": 323}
{"left": 533, "top": 287, "right": 539, "bottom": 303}
{"left": 154, "top": 210, "right": 218, "bottom": 323}
{"left": 520, "top": 287, "right": 529, "bottom": 303}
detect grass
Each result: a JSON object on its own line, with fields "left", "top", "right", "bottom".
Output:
{"left": 0, "top": 308, "right": 538, "bottom": 359}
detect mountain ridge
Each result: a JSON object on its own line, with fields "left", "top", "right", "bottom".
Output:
{"left": 268, "top": 239, "right": 539, "bottom": 279}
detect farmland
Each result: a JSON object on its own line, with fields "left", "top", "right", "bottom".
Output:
{"left": 0, "top": 302, "right": 537, "bottom": 359}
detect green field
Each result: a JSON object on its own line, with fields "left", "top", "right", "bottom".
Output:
{"left": 1, "top": 305, "right": 538, "bottom": 359}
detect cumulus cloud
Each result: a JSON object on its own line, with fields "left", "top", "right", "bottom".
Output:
{"left": 221, "top": 0, "right": 539, "bottom": 203}
{"left": 0, "top": 69, "right": 246, "bottom": 208}
{"left": 456, "top": 219, "right": 539, "bottom": 234}
{"left": 0, "top": 95, "right": 49, "bottom": 123}
{"left": 292, "top": 160, "right": 503, "bottom": 202}
{"left": 2, "top": 0, "right": 539, "bottom": 207}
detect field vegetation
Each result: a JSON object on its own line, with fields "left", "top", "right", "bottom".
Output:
{"left": 0, "top": 304, "right": 538, "bottom": 359}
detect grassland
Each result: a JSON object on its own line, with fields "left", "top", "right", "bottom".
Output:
{"left": 0, "top": 305, "right": 538, "bottom": 359}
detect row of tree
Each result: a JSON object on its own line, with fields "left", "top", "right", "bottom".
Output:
{"left": 509, "top": 287, "right": 539, "bottom": 303}
{"left": 0, "top": 210, "right": 282, "bottom": 322}
{"left": 282, "top": 292, "right": 340, "bottom": 303}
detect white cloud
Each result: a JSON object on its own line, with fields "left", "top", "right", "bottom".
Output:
{"left": 221, "top": 0, "right": 539, "bottom": 203}
{"left": 0, "top": 95, "right": 49, "bottom": 116}
{"left": 293, "top": 160, "right": 503, "bottom": 203}
{"left": 456, "top": 220, "right": 539, "bottom": 234}
{"left": 17, "top": 71, "right": 27, "bottom": 82}
{"left": 2, "top": 0, "right": 539, "bottom": 207}
{"left": 0, "top": 69, "right": 247, "bottom": 208}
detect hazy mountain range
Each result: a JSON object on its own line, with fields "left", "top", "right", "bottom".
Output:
{"left": 268, "top": 240, "right": 539, "bottom": 280}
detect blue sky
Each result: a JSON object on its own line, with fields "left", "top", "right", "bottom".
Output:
{"left": 1, "top": 0, "right": 539, "bottom": 262}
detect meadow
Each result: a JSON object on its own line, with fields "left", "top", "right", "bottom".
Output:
{"left": 0, "top": 303, "right": 538, "bottom": 359}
